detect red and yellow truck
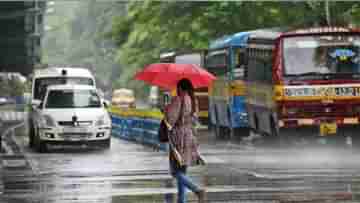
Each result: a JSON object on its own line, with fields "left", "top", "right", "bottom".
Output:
{"left": 245, "top": 27, "right": 360, "bottom": 144}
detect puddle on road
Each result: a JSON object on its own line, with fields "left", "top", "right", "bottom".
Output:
{"left": 3, "top": 164, "right": 360, "bottom": 203}
{"left": 4, "top": 129, "right": 360, "bottom": 202}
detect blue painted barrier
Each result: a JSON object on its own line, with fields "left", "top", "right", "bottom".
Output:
{"left": 110, "top": 113, "right": 168, "bottom": 151}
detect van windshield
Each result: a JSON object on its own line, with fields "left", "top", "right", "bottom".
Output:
{"left": 34, "top": 77, "right": 94, "bottom": 100}
{"left": 45, "top": 89, "right": 101, "bottom": 108}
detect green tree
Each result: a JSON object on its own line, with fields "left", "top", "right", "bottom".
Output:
{"left": 43, "top": 1, "right": 127, "bottom": 97}
{"left": 8, "top": 77, "right": 25, "bottom": 97}
{"left": 110, "top": 1, "right": 360, "bottom": 100}
{"left": 0, "top": 78, "right": 10, "bottom": 97}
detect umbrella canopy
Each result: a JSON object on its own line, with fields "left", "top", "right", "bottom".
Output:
{"left": 134, "top": 63, "right": 216, "bottom": 90}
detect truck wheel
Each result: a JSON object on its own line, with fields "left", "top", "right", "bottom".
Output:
{"left": 351, "top": 136, "right": 360, "bottom": 147}
{"left": 272, "top": 121, "right": 289, "bottom": 147}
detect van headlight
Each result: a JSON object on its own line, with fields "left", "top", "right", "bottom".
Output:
{"left": 39, "top": 114, "right": 56, "bottom": 127}
{"left": 96, "top": 114, "right": 111, "bottom": 126}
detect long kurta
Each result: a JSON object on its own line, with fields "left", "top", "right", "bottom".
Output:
{"left": 165, "top": 94, "right": 200, "bottom": 166}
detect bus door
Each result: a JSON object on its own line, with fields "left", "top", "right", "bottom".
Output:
{"left": 228, "top": 46, "right": 248, "bottom": 128}
{"left": 206, "top": 49, "right": 231, "bottom": 128}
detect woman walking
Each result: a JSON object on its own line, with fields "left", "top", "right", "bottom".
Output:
{"left": 164, "top": 79, "right": 206, "bottom": 203}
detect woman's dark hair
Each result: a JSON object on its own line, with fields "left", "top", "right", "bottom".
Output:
{"left": 177, "top": 78, "right": 193, "bottom": 92}
{"left": 177, "top": 79, "right": 196, "bottom": 115}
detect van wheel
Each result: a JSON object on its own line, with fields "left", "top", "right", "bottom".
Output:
{"left": 35, "top": 127, "right": 47, "bottom": 153}
{"left": 28, "top": 123, "right": 35, "bottom": 148}
{"left": 37, "top": 141, "right": 48, "bottom": 153}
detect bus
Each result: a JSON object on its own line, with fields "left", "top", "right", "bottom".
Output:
{"left": 159, "top": 50, "right": 209, "bottom": 125}
{"left": 206, "top": 32, "right": 251, "bottom": 138}
{"left": 245, "top": 27, "right": 360, "bottom": 144}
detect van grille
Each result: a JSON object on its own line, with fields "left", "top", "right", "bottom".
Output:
{"left": 58, "top": 133, "right": 92, "bottom": 139}
{"left": 58, "top": 121, "right": 92, "bottom": 126}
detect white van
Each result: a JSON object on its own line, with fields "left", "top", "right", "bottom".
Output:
{"left": 31, "top": 67, "right": 96, "bottom": 103}
{"left": 29, "top": 67, "right": 97, "bottom": 149}
{"left": 31, "top": 85, "right": 111, "bottom": 152}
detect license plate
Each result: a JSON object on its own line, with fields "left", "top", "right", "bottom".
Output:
{"left": 63, "top": 127, "right": 88, "bottom": 133}
{"left": 63, "top": 134, "right": 88, "bottom": 140}
{"left": 320, "top": 123, "right": 337, "bottom": 136}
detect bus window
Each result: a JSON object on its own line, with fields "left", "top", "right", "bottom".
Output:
{"left": 247, "top": 48, "right": 272, "bottom": 83}
{"left": 234, "top": 48, "right": 246, "bottom": 79}
{"left": 206, "top": 50, "right": 228, "bottom": 76}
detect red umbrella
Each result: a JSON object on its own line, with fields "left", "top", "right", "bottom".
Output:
{"left": 134, "top": 63, "right": 216, "bottom": 89}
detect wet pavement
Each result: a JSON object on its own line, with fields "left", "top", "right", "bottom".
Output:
{"left": 1, "top": 110, "right": 360, "bottom": 202}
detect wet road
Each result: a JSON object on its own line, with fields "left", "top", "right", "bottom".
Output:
{"left": 1, "top": 113, "right": 360, "bottom": 202}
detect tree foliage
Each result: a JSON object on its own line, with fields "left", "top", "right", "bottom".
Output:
{"left": 110, "top": 1, "right": 360, "bottom": 99}
{"left": 42, "top": 1, "right": 126, "bottom": 97}
{"left": 43, "top": 2, "right": 360, "bottom": 100}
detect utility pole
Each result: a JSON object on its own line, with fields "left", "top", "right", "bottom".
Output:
{"left": 325, "top": 0, "right": 331, "bottom": 26}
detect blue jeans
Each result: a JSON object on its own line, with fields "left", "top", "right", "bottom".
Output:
{"left": 170, "top": 159, "right": 200, "bottom": 203}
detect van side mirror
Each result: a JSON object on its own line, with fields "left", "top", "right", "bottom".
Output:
{"left": 103, "top": 100, "right": 110, "bottom": 108}
{"left": 32, "top": 99, "right": 42, "bottom": 108}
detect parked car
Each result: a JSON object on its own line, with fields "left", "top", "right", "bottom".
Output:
{"left": 0, "top": 97, "right": 15, "bottom": 105}
{"left": 30, "top": 84, "right": 111, "bottom": 152}
{"left": 111, "top": 88, "right": 135, "bottom": 108}
{"left": 0, "top": 97, "right": 7, "bottom": 105}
